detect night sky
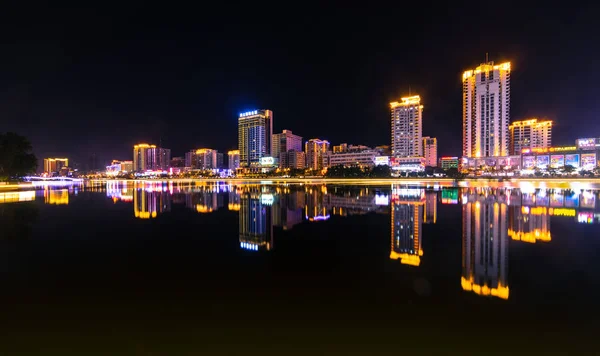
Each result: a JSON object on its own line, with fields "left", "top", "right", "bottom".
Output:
{"left": 1, "top": 3, "right": 599, "bottom": 169}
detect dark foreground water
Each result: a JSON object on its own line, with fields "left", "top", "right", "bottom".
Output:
{"left": 1, "top": 181, "right": 600, "bottom": 354}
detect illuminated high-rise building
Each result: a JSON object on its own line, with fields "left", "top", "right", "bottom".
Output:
{"left": 390, "top": 95, "right": 423, "bottom": 158}
{"left": 509, "top": 118, "right": 553, "bottom": 155}
{"left": 238, "top": 109, "right": 273, "bottom": 167}
{"left": 228, "top": 150, "right": 240, "bottom": 171}
{"left": 422, "top": 136, "right": 437, "bottom": 167}
{"left": 43, "top": 158, "right": 68, "bottom": 174}
{"left": 272, "top": 130, "right": 303, "bottom": 168}
{"left": 185, "top": 148, "right": 218, "bottom": 170}
{"left": 461, "top": 189, "right": 509, "bottom": 299}
{"left": 133, "top": 144, "right": 171, "bottom": 172}
{"left": 390, "top": 187, "right": 424, "bottom": 266}
{"left": 305, "top": 138, "right": 330, "bottom": 170}
{"left": 239, "top": 188, "right": 273, "bottom": 251}
{"left": 462, "top": 61, "right": 511, "bottom": 158}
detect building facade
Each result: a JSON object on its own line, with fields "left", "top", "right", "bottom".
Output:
{"left": 509, "top": 118, "right": 552, "bottom": 155}
{"left": 185, "top": 148, "right": 218, "bottom": 170}
{"left": 439, "top": 157, "right": 459, "bottom": 170}
{"left": 238, "top": 109, "right": 273, "bottom": 167}
{"left": 324, "top": 149, "right": 381, "bottom": 168}
{"left": 228, "top": 150, "right": 240, "bottom": 171}
{"left": 423, "top": 136, "right": 438, "bottom": 167}
{"left": 133, "top": 144, "right": 171, "bottom": 172}
{"left": 281, "top": 150, "right": 306, "bottom": 169}
{"left": 43, "top": 158, "right": 69, "bottom": 174}
{"left": 390, "top": 95, "right": 423, "bottom": 158}
{"left": 305, "top": 138, "right": 330, "bottom": 170}
{"left": 272, "top": 130, "right": 303, "bottom": 168}
{"left": 462, "top": 61, "right": 511, "bottom": 158}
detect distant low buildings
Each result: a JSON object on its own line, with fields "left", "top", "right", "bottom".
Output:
{"left": 324, "top": 148, "right": 381, "bottom": 168}
{"left": 43, "top": 158, "right": 69, "bottom": 175}
{"left": 106, "top": 160, "right": 134, "bottom": 175}
{"left": 170, "top": 156, "right": 185, "bottom": 168}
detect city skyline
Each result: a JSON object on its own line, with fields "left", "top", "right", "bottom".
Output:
{"left": 1, "top": 4, "right": 598, "bottom": 167}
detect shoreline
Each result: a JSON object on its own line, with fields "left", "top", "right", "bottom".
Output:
{"left": 2, "top": 177, "right": 600, "bottom": 193}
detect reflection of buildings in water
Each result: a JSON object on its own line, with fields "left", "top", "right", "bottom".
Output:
{"left": 305, "top": 186, "right": 329, "bottom": 221}
{"left": 44, "top": 188, "right": 69, "bottom": 205}
{"left": 239, "top": 190, "right": 273, "bottom": 251}
{"left": 272, "top": 189, "right": 304, "bottom": 230}
{"left": 0, "top": 191, "right": 36, "bottom": 204}
{"left": 508, "top": 206, "right": 551, "bottom": 243}
{"left": 185, "top": 192, "right": 224, "bottom": 213}
{"left": 228, "top": 190, "right": 241, "bottom": 211}
{"left": 461, "top": 191, "right": 509, "bottom": 300}
{"left": 390, "top": 187, "right": 424, "bottom": 266}
{"left": 424, "top": 191, "right": 437, "bottom": 224}
{"left": 133, "top": 189, "right": 171, "bottom": 219}
{"left": 106, "top": 184, "right": 133, "bottom": 203}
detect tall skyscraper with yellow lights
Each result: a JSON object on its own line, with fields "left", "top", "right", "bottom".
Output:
{"left": 462, "top": 61, "right": 511, "bottom": 158}
{"left": 390, "top": 95, "right": 423, "bottom": 158}
{"left": 509, "top": 118, "right": 552, "bottom": 155}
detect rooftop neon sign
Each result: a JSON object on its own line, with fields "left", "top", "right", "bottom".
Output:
{"left": 240, "top": 110, "right": 258, "bottom": 117}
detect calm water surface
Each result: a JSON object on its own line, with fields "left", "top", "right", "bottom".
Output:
{"left": 1, "top": 181, "right": 599, "bottom": 354}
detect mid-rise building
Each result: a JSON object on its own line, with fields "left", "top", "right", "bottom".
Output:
{"left": 324, "top": 149, "right": 381, "bottom": 168}
{"left": 170, "top": 157, "right": 185, "bottom": 168}
{"left": 43, "top": 158, "right": 69, "bottom": 175}
{"left": 106, "top": 160, "right": 134, "bottom": 175}
{"left": 439, "top": 157, "right": 460, "bottom": 170}
{"left": 185, "top": 149, "right": 218, "bottom": 170}
{"left": 509, "top": 118, "right": 553, "bottom": 155}
{"left": 272, "top": 130, "right": 303, "bottom": 168}
{"left": 462, "top": 61, "right": 511, "bottom": 158}
{"left": 228, "top": 150, "right": 240, "bottom": 171}
{"left": 423, "top": 136, "right": 438, "bottom": 167}
{"left": 281, "top": 150, "right": 306, "bottom": 170}
{"left": 305, "top": 138, "right": 330, "bottom": 170}
{"left": 390, "top": 95, "right": 423, "bottom": 158}
{"left": 133, "top": 144, "right": 171, "bottom": 172}
{"left": 238, "top": 109, "right": 273, "bottom": 167}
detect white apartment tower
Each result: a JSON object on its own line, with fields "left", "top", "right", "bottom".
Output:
{"left": 390, "top": 95, "right": 423, "bottom": 158}
{"left": 462, "top": 61, "right": 511, "bottom": 158}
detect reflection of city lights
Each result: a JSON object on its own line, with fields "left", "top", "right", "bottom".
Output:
{"left": 44, "top": 189, "right": 69, "bottom": 205}
{"left": 0, "top": 191, "right": 36, "bottom": 203}
{"left": 240, "top": 242, "right": 259, "bottom": 251}
{"left": 261, "top": 194, "right": 274, "bottom": 205}
{"left": 461, "top": 277, "right": 509, "bottom": 300}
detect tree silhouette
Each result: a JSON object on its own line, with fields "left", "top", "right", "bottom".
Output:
{"left": 0, "top": 132, "right": 38, "bottom": 181}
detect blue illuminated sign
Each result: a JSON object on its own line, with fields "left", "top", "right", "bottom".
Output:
{"left": 239, "top": 110, "right": 258, "bottom": 118}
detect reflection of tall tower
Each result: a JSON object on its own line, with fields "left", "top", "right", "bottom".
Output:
{"left": 239, "top": 189, "right": 273, "bottom": 251}
{"left": 424, "top": 191, "right": 437, "bottom": 224}
{"left": 508, "top": 206, "right": 551, "bottom": 243}
{"left": 229, "top": 190, "right": 241, "bottom": 211}
{"left": 133, "top": 188, "right": 171, "bottom": 219}
{"left": 462, "top": 191, "right": 509, "bottom": 299}
{"left": 390, "top": 186, "right": 424, "bottom": 266}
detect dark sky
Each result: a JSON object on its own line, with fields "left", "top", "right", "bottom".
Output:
{"left": 1, "top": 3, "right": 599, "bottom": 168}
